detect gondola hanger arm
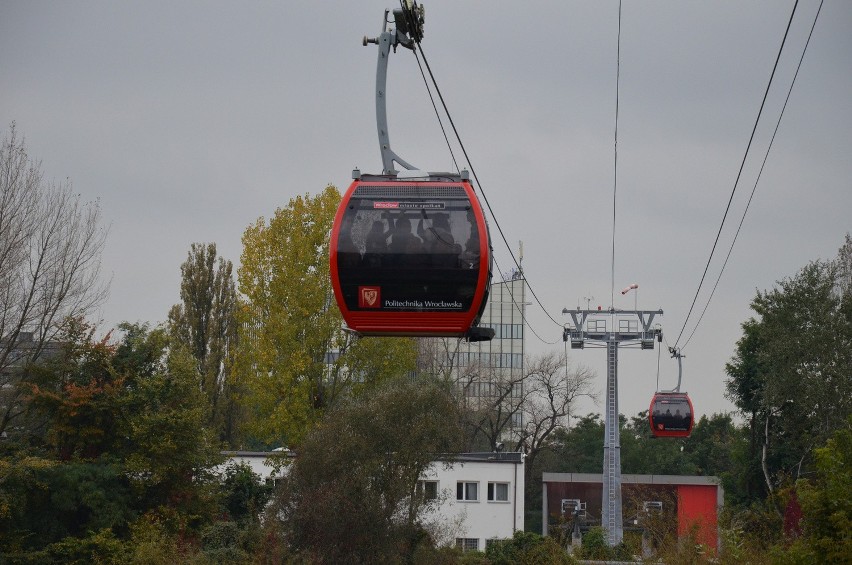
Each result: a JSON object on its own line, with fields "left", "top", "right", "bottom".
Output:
{"left": 362, "top": 3, "right": 426, "bottom": 175}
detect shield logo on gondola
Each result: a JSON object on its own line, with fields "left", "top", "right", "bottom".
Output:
{"left": 359, "top": 286, "right": 381, "bottom": 308}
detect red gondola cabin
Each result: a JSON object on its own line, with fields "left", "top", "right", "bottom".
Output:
{"left": 329, "top": 173, "right": 493, "bottom": 340}
{"left": 649, "top": 392, "right": 694, "bottom": 438}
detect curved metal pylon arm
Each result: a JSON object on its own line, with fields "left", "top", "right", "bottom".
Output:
{"left": 363, "top": 4, "right": 425, "bottom": 175}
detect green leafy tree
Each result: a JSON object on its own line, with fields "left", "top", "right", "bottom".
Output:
{"left": 576, "top": 526, "right": 631, "bottom": 561}
{"left": 220, "top": 461, "right": 272, "bottom": 525}
{"left": 682, "top": 413, "right": 749, "bottom": 502}
{"left": 0, "top": 454, "right": 57, "bottom": 553}
{"left": 267, "top": 377, "right": 465, "bottom": 563}
{"left": 621, "top": 411, "right": 696, "bottom": 476}
{"left": 778, "top": 422, "right": 852, "bottom": 564}
{"left": 118, "top": 324, "right": 222, "bottom": 513}
{"left": 1, "top": 322, "right": 223, "bottom": 558}
{"left": 168, "top": 242, "right": 239, "bottom": 444}
{"left": 540, "top": 414, "right": 606, "bottom": 474}
{"left": 234, "top": 186, "right": 416, "bottom": 447}
{"left": 725, "top": 238, "right": 852, "bottom": 500}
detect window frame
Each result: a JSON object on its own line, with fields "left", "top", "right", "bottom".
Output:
{"left": 456, "top": 537, "right": 479, "bottom": 552}
{"left": 456, "top": 481, "right": 479, "bottom": 502}
{"left": 417, "top": 479, "right": 439, "bottom": 501}
{"left": 487, "top": 481, "right": 510, "bottom": 502}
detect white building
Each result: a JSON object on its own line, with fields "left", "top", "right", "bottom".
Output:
{"left": 420, "top": 452, "right": 525, "bottom": 552}
{"left": 220, "top": 450, "right": 524, "bottom": 552}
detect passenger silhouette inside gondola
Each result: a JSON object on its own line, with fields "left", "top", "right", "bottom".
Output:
{"left": 460, "top": 209, "right": 480, "bottom": 269}
{"left": 364, "top": 220, "right": 388, "bottom": 267}
{"left": 419, "top": 213, "right": 459, "bottom": 267}
{"left": 387, "top": 217, "right": 423, "bottom": 267}
{"left": 337, "top": 215, "right": 362, "bottom": 269}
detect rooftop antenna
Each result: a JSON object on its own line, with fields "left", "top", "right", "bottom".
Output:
{"left": 518, "top": 241, "right": 524, "bottom": 275}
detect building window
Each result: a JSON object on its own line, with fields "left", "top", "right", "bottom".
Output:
{"left": 417, "top": 480, "right": 438, "bottom": 501}
{"left": 511, "top": 411, "right": 523, "bottom": 428}
{"left": 456, "top": 481, "right": 478, "bottom": 501}
{"left": 456, "top": 538, "right": 479, "bottom": 552}
{"left": 487, "top": 482, "right": 509, "bottom": 502}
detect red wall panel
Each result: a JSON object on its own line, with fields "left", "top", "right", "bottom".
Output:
{"left": 677, "top": 485, "right": 718, "bottom": 552}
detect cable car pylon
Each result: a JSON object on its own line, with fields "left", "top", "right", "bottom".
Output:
{"left": 562, "top": 300, "right": 662, "bottom": 547}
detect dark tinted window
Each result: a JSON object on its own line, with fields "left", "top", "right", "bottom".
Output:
{"left": 336, "top": 184, "right": 483, "bottom": 312}
{"left": 651, "top": 396, "right": 692, "bottom": 431}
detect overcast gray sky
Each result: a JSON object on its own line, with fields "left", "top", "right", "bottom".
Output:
{"left": 2, "top": 1, "right": 849, "bottom": 420}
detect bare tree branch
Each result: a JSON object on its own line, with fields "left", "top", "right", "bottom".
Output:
{"left": 517, "top": 351, "right": 596, "bottom": 470}
{"left": 0, "top": 123, "right": 108, "bottom": 436}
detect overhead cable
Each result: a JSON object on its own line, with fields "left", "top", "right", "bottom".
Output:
{"left": 673, "top": 0, "right": 801, "bottom": 348}
{"left": 682, "top": 0, "right": 823, "bottom": 349}
{"left": 399, "top": 2, "right": 563, "bottom": 332}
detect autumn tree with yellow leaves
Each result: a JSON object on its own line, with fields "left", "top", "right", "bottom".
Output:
{"left": 234, "top": 186, "right": 417, "bottom": 447}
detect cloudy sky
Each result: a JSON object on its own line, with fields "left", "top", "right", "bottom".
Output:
{"left": 2, "top": 1, "right": 849, "bottom": 420}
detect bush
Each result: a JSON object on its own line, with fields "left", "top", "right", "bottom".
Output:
{"left": 575, "top": 527, "right": 631, "bottom": 561}
{"left": 485, "top": 530, "right": 575, "bottom": 565}
{"left": 44, "top": 529, "right": 127, "bottom": 564}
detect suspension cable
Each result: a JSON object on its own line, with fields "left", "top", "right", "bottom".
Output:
{"left": 611, "top": 0, "right": 622, "bottom": 312}
{"left": 673, "top": 0, "right": 800, "bottom": 348}
{"left": 412, "top": 49, "right": 460, "bottom": 174}
{"left": 398, "top": 9, "right": 563, "bottom": 331}
{"left": 681, "top": 0, "right": 822, "bottom": 350}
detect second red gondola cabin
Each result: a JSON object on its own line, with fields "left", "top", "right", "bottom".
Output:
{"left": 649, "top": 392, "right": 694, "bottom": 438}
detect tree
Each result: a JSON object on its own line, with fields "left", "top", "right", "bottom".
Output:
{"left": 539, "top": 414, "right": 606, "bottom": 474}
{"left": 1, "top": 322, "right": 222, "bottom": 558}
{"left": 620, "top": 412, "right": 696, "bottom": 476}
{"left": 267, "top": 377, "right": 465, "bottom": 563}
{"left": 168, "top": 242, "right": 239, "bottom": 444}
{"left": 783, "top": 421, "right": 852, "bottom": 564}
{"left": 835, "top": 232, "right": 852, "bottom": 296}
{"left": 26, "top": 318, "right": 123, "bottom": 461}
{"left": 234, "top": 186, "right": 417, "bottom": 447}
{"left": 725, "top": 239, "right": 852, "bottom": 500}
{"left": 724, "top": 318, "right": 767, "bottom": 500}
{"left": 0, "top": 123, "right": 108, "bottom": 438}
{"left": 454, "top": 355, "right": 530, "bottom": 452}
{"left": 425, "top": 343, "right": 595, "bottom": 461}
{"left": 117, "top": 323, "right": 222, "bottom": 512}
{"left": 220, "top": 461, "right": 272, "bottom": 525}
{"left": 516, "top": 352, "right": 595, "bottom": 472}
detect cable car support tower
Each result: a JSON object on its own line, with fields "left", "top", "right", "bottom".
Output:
{"left": 562, "top": 304, "right": 662, "bottom": 546}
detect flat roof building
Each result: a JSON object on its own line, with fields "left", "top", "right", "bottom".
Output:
{"left": 542, "top": 472, "right": 723, "bottom": 553}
